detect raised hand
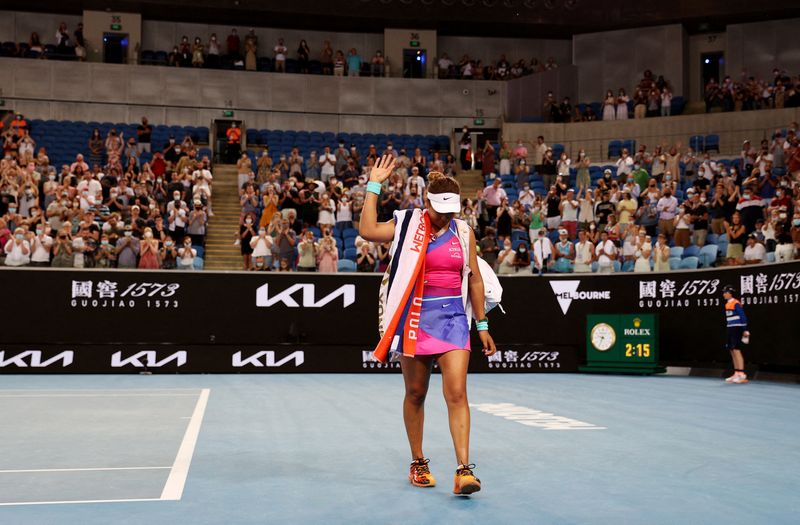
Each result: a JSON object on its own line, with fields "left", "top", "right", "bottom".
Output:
{"left": 369, "top": 154, "right": 396, "bottom": 184}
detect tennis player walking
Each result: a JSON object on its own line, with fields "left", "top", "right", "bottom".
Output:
{"left": 360, "top": 155, "right": 497, "bottom": 495}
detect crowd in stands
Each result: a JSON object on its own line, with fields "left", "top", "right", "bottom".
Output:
{"left": 233, "top": 140, "right": 453, "bottom": 272}
{"left": 1, "top": 115, "right": 210, "bottom": 269}
{"left": 704, "top": 68, "right": 800, "bottom": 112}
{"left": 545, "top": 70, "right": 682, "bottom": 123}
{"left": 151, "top": 30, "right": 388, "bottom": 77}
{"left": 475, "top": 128, "right": 800, "bottom": 274}
{"left": 4, "top": 113, "right": 800, "bottom": 274}
{"left": 0, "top": 22, "right": 86, "bottom": 60}
{"left": 436, "top": 53, "right": 557, "bottom": 80}
{"left": 2, "top": 21, "right": 554, "bottom": 81}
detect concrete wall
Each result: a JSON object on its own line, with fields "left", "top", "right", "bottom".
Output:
{"left": 726, "top": 18, "right": 800, "bottom": 81}
{"left": 506, "top": 66, "right": 579, "bottom": 121}
{"left": 0, "top": 57, "right": 504, "bottom": 135}
{"left": 503, "top": 108, "right": 799, "bottom": 161}
{"left": 573, "top": 24, "right": 685, "bottom": 102}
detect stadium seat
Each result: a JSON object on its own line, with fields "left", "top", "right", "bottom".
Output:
{"left": 704, "top": 134, "right": 720, "bottom": 153}
{"left": 682, "top": 245, "right": 700, "bottom": 258}
{"left": 668, "top": 257, "right": 681, "bottom": 270}
{"left": 679, "top": 256, "right": 699, "bottom": 270}
{"left": 621, "top": 260, "right": 635, "bottom": 272}
{"left": 337, "top": 260, "right": 357, "bottom": 272}
{"left": 716, "top": 240, "right": 729, "bottom": 258}
{"left": 698, "top": 244, "right": 718, "bottom": 268}
{"left": 344, "top": 248, "right": 358, "bottom": 261}
{"left": 689, "top": 135, "right": 704, "bottom": 152}
{"left": 669, "top": 246, "right": 684, "bottom": 258}
{"left": 767, "top": 252, "right": 776, "bottom": 263}
{"left": 607, "top": 140, "right": 622, "bottom": 160}
{"left": 706, "top": 233, "right": 719, "bottom": 245}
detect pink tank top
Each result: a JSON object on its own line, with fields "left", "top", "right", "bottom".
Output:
{"left": 423, "top": 221, "right": 463, "bottom": 290}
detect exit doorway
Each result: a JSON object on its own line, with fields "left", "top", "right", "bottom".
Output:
{"left": 103, "top": 33, "right": 129, "bottom": 64}
{"left": 402, "top": 49, "right": 426, "bottom": 78}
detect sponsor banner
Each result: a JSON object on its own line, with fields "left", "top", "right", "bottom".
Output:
{"left": 0, "top": 345, "right": 577, "bottom": 374}
{"left": 0, "top": 262, "right": 798, "bottom": 373}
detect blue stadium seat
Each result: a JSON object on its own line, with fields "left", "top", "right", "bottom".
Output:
{"left": 669, "top": 246, "right": 684, "bottom": 258}
{"left": 679, "top": 256, "right": 699, "bottom": 270}
{"left": 704, "top": 134, "right": 720, "bottom": 153}
{"left": 607, "top": 140, "right": 622, "bottom": 160}
{"left": 683, "top": 245, "right": 700, "bottom": 258}
{"left": 698, "top": 244, "right": 718, "bottom": 268}
{"left": 337, "top": 260, "right": 357, "bottom": 272}
{"left": 344, "top": 248, "right": 358, "bottom": 261}
{"left": 668, "top": 257, "right": 681, "bottom": 270}
{"left": 706, "top": 233, "right": 719, "bottom": 245}
{"left": 342, "top": 228, "right": 359, "bottom": 240}
{"left": 511, "top": 231, "right": 529, "bottom": 243}
{"left": 689, "top": 135, "right": 704, "bottom": 152}
{"left": 621, "top": 260, "right": 635, "bottom": 272}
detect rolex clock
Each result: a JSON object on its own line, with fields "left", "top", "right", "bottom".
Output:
{"left": 581, "top": 314, "right": 663, "bottom": 374}
{"left": 590, "top": 322, "right": 616, "bottom": 351}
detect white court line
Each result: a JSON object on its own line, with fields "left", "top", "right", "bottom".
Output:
{"left": 0, "top": 393, "right": 201, "bottom": 398}
{"left": 0, "top": 388, "right": 202, "bottom": 393}
{"left": 160, "top": 388, "right": 210, "bottom": 501}
{"left": 0, "top": 498, "right": 163, "bottom": 507}
{"left": 0, "top": 466, "right": 171, "bottom": 474}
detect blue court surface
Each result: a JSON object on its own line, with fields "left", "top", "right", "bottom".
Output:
{"left": 0, "top": 373, "right": 797, "bottom": 524}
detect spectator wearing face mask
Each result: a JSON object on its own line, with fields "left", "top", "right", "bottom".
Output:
{"left": 178, "top": 236, "right": 196, "bottom": 270}
{"left": 553, "top": 229, "right": 575, "bottom": 273}
{"left": 30, "top": 223, "right": 53, "bottom": 267}
{"left": 116, "top": 225, "right": 140, "bottom": 269}
{"left": 297, "top": 230, "right": 319, "bottom": 272}
{"left": 595, "top": 230, "right": 617, "bottom": 273}
{"left": 138, "top": 227, "right": 161, "bottom": 269}
{"left": 574, "top": 229, "right": 594, "bottom": 273}
{"left": 4, "top": 227, "right": 30, "bottom": 266}
{"left": 167, "top": 191, "right": 187, "bottom": 240}
{"left": 317, "top": 227, "right": 338, "bottom": 273}
{"left": 250, "top": 227, "right": 273, "bottom": 271}
{"left": 513, "top": 241, "right": 531, "bottom": 273}
{"left": 496, "top": 237, "right": 516, "bottom": 275}
{"left": 240, "top": 213, "right": 257, "bottom": 270}
{"left": 96, "top": 234, "right": 117, "bottom": 268}
{"left": 656, "top": 188, "right": 678, "bottom": 240}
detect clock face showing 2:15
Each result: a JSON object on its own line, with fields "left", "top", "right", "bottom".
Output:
{"left": 590, "top": 323, "right": 616, "bottom": 351}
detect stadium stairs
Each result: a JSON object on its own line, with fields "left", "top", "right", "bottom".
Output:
{"left": 203, "top": 164, "right": 243, "bottom": 270}
{"left": 458, "top": 169, "right": 486, "bottom": 199}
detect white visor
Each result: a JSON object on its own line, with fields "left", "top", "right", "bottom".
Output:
{"left": 428, "top": 192, "right": 461, "bottom": 214}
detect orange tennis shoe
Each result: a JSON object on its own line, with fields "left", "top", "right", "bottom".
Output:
{"left": 409, "top": 458, "right": 436, "bottom": 488}
{"left": 453, "top": 464, "right": 481, "bottom": 495}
